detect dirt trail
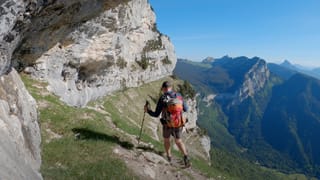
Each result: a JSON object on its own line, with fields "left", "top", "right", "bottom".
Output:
{"left": 87, "top": 104, "right": 213, "bottom": 179}
{"left": 112, "top": 145, "right": 212, "bottom": 180}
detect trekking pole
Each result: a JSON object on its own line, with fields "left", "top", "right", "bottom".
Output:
{"left": 184, "top": 118, "right": 190, "bottom": 134}
{"left": 138, "top": 101, "right": 149, "bottom": 146}
{"left": 184, "top": 125, "right": 189, "bottom": 134}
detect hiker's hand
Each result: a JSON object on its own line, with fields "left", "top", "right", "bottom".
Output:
{"left": 144, "top": 100, "right": 150, "bottom": 112}
{"left": 144, "top": 104, "right": 148, "bottom": 112}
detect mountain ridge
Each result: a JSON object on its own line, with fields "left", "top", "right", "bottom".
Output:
{"left": 174, "top": 56, "right": 320, "bottom": 178}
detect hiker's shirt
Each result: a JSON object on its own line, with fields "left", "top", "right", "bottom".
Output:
{"left": 147, "top": 91, "right": 188, "bottom": 118}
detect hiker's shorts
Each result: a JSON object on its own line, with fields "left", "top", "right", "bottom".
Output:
{"left": 163, "top": 126, "right": 183, "bottom": 139}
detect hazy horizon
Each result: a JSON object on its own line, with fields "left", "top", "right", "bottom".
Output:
{"left": 177, "top": 55, "right": 318, "bottom": 68}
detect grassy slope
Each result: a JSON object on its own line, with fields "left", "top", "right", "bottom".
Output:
{"left": 21, "top": 74, "right": 137, "bottom": 179}
{"left": 21, "top": 74, "right": 215, "bottom": 179}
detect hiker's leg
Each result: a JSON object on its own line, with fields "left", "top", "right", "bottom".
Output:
{"left": 173, "top": 127, "right": 188, "bottom": 156}
{"left": 174, "top": 138, "right": 188, "bottom": 156}
{"left": 173, "top": 128, "right": 190, "bottom": 166}
{"left": 164, "top": 138, "right": 171, "bottom": 157}
{"left": 163, "top": 126, "right": 171, "bottom": 157}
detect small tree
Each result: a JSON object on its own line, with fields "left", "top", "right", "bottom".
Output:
{"left": 178, "top": 80, "right": 196, "bottom": 99}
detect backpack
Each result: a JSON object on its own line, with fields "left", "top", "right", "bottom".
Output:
{"left": 162, "top": 92, "right": 186, "bottom": 128}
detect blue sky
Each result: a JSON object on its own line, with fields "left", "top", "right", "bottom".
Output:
{"left": 149, "top": 0, "right": 320, "bottom": 67}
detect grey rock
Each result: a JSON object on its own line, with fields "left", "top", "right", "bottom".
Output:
{"left": 143, "top": 165, "right": 156, "bottom": 179}
{"left": 0, "top": 69, "right": 42, "bottom": 180}
{"left": 142, "top": 152, "right": 168, "bottom": 165}
{"left": 185, "top": 98, "right": 198, "bottom": 129}
{"left": 0, "top": 0, "right": 43, "bottom": 75}
{"left": 200, "top": 135, "right": 211, "bottom": 161}
{"left": 0, "top": 0, "right": 23, "bottom": 75}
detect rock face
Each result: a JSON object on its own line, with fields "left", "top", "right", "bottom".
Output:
{"left": 200, "top": 135, "right": 211, "bottom": 161}
{"left": 184, "top": 98, "right": 211, "bottom": 160}
{"left": 0, "top": 0, "right": 28, "bottom": 75}
{"left": 184, "top": 98, "right": 198, "bottom": 129}
{"left": 0, "top": 70, "right": 42, "bottom": 180}
{"left": 231, "top": 59, "right": 270, "bottom": 105}
{"left": 0, "top": 1, "right": 42, "bottom": 179}
{"left": 13, "top": 0, "right": 176, "bottom": 107}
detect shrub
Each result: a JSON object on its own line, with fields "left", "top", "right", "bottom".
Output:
{"left": 135, "top": 54, "right": 150, "bottom": 70}
{"left": 151, "top": 23, "right": 160, "bottom": 33}
{"left": 116, "top": 57, "right": 127, "bottom": 69}
{"left": 161, "top": 56, "right": 172, "bottom": 65}
{"left": 178, "top": 80, "right": 196, "bottom": 99}
{"left": 143, "top": 36, "right": 163, "bottom": 52}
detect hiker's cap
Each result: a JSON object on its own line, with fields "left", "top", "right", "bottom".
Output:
{"left": 161, "top": 81, "right": 172, "bottom": 88}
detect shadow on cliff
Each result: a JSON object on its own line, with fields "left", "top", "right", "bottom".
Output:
{"left": 13, "top": 0, "right": 130, "bottom": 71}
{"left": 72, "top": 128, "right": 134, "bottom": 149}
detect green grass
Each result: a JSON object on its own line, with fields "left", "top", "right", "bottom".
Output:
{"left": 21, "top": 74, "right": 137, "bottom": 180}
{"left": 41, "top": 138, "right": 135, "bottom": 180}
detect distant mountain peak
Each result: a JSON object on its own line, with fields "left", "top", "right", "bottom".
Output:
{"left": 280, "top": 60, "right": 297, "bottom": 70}
{"left": 202, "top": 57, "right": 215, "bottom": 63}
{"left": 221, "top": 55, "right": 232, "bottom": 59}
{"left": 280, "top": 60, "right": 293, "bottom": 66}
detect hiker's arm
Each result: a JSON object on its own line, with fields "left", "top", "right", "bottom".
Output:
{"left": 147, "top": 99, "right": 163, "bottom": 117}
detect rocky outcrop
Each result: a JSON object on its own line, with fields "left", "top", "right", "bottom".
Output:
{"left": 12, "top": 0, "right": 176, "bottom": 107}
{"left": 184, "top": 98, "right": 198, "bottom": 129}
{"left": 212, "top": 59, "right": 270, "bottom": 106}
{"left": 0, "top": 69, "right": 42, "bottom": 180}
{"left": 231, "top": 59, "right": 270, "bottom": 105}
{"left": 0, "top": 0, "right": 30, "bottom": 75}
{"left": 184, "top": 98, "right": 211, "bottom": 161}
{"left": 200, "top": 135, "right": 211, "bottom": 161}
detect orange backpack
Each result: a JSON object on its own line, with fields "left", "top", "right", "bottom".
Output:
{"left": 163, "top": 93, "right": 186, "bottom": 128}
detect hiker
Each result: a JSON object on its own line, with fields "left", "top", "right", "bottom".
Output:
{"left": 144, "top": 81, "right": 190, "bottom": 167}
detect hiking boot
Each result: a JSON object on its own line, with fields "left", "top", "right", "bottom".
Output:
{"left": 167, "top": 156, "right": 172, "bottom": 163}
{"left": 183, "top": 155, "right": 191, "bottom": 167}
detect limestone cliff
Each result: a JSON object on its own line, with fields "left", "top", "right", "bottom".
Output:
{"left": 231, "top": 59, "right": 270, "bottom": 105}
{"left": 12, "top": 0, "right": 176, "bottom": 107}
{"left": 0, "top": 70, "right": 41, "bottom": 180}
{"left": 1, "top": 1, "right": 42, "bottom": 179}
